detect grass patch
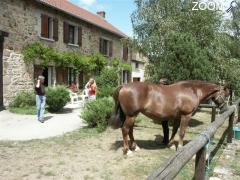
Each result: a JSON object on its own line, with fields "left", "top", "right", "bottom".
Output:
{"left": 9, "top": 106, "right": 48, "bottom": 115}
{"left": 44, "top": 171, "right": 55, "bottom": 176}
{"left": 231, "top": 149, "right": 240, "bottom": 176}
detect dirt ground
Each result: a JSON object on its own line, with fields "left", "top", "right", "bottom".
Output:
{"left": 0, "top": 109, "right": 229, "bottom": 180}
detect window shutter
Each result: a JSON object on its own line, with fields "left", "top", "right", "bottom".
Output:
{"left": 63, "top": 22, "right": 69, "bottom": 44}
{"left": 53, "top": 18, "right": 58, "bottom": 41}
{"left": 41, "top": 14, "right": 49, "bottom": 38}
{"left": 99, "top": 38, "right": 103, "bottom": 53}
{"left": 109, "top": 41, "right": 113, "bottom": 57}
{"left": 123, "top": 46, "right": 128, "bottom": 61}
{"left": 78, "top": 26, "right": 82, "bottom": 46}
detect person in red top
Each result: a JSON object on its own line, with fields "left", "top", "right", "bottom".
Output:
{"left": 85, "top": 78, "right": 97, "bottom": 100}
{"left": 69, "top": 81, "right": 78, "bottom": 93}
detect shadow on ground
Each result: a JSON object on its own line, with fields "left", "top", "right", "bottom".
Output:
{"left": 48, "top": 108, "right": 73, "bottom": 114}
{"left": 43, "top": 115, "right": 54, "bottom": 122}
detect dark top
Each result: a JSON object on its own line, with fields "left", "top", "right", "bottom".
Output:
{"left": 35, "top": 84, "right": 45, "bottom": 96}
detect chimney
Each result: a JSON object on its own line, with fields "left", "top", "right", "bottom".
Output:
{"left": 97, "top": 11, "right": 106, "bottom": 18}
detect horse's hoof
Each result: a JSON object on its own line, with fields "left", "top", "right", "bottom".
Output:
{"left": 169, "top": 144, "right": 176, "bottom": 151}
{"left": 135, "top": 145, "right": 140, "bottom": 152}
{"left": 177, "top": 144, "right": 183, "bottom": 151}
{"left": 127, "top": 150, "right": 133, "bottom": 156}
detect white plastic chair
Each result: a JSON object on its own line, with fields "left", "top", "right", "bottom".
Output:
{"left": 69, "top": 91, "right": 80, "bottom": 104}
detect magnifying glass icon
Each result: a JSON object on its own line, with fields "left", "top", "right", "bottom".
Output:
{"left": 226, "top": 1, "right": 238, "bottom": 13}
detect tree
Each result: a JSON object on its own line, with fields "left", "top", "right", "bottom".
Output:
{"left": 132, "top": 0, "right": 240, "bottom": 96}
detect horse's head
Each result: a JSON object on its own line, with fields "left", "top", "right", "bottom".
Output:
{"left": 212, "top": 84, "right": 230, "bottom": 112}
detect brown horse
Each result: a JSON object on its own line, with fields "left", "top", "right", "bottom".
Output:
{"left": 109, "top": 80, "right": 229, "bottom": 155}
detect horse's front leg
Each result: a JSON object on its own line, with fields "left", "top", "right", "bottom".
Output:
{"left": 178, "top": 114, "right": 191, "bottom": 149}
{"left": 168, "top": 118, "right": 180, "bottom": 147}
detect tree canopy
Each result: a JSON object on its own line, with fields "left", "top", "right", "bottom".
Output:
{"left": 132, "top": 0, "right": 240, "bottom": 95}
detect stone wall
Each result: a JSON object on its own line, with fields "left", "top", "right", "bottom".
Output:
{"left": 0, "top": 0, "right": 129, "bottom": 105}
{"left": 0, "top": 0, "right": 126, "bottom": 58}
{"left": 3, "top": 49, "right": 34, "bottom": 106}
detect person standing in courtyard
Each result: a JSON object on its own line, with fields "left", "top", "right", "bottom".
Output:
{"left": 35, "top": 75, "right": 46, "bottom": 123}
{"left": 85, "top": 78, "right": 97, "bottom": 100}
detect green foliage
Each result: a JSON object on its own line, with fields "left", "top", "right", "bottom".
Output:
{"left": 132, "top": 0, "right": 240, "bottom": 96}
{"left": 96, "top": 68, "right": 119, "bottom": 87}
{"left": 9, "top": 91, "right": 35, "bottom": 108}
{"left": 146, "top": 32, "right": 215, "bottom": 82}
{"left": 45, "top": 86, "right": 70, "bottom": 112}
{"left": 22, "top": 42, "right": 131, "bottom": 75}
{"left": 96, "top": 67, "right": 119, "bottom": 98}
{"left": 97, "top": 86, "right": 116, "bottom": 98}
{"left": 110, "top": 58, "right": 132, "bottom": 71}
{"left": 22, "top": 42, "right": 108, "bottom": 73}
{"left": 81, "top": 97, "right": 114, "bottom": 132}
{"left": 89, "top": 53, "right": 108, "bottom": 74}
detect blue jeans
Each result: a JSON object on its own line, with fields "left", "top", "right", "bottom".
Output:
{"left": 36, "top": 95, "right": 46, "bottom": 120}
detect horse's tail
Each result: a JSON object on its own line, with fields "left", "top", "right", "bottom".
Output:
{"left": 108, "top": 86, "right": 126, "bottom": 129}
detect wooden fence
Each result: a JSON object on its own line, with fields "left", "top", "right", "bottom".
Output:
{"left": 147, "top": 99, "right": 240, "bottom": 180}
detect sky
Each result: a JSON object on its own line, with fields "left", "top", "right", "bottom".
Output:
{"left": 69, "top": 0, "right": 136, "bottom": 37}
{"left": 68, "top": 0, "right": 237, "bottom": 37}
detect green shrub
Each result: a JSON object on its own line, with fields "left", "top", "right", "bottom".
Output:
{"left": 9, "top": 91, "right": 35, "bottom": 108}
{"left": 96, "top": 67, "right": 118, "bottom": 98}
{"left": 97, "top": 86, "right": 116, "bottom": 98}
{"left": 81, "top": 97, "right": 114, "bottom": 132}
{"left": 46, "top": 85, "right": 70, "bottom": 112}
{"left": 96, "top": 68, "right": 118, "bottom": 88}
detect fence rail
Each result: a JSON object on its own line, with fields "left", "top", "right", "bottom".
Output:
{"left": 147, "top": 99, "right": 240, "bottom": 180}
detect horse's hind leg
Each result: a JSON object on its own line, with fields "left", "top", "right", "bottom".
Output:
{"left": 162, "top": 121, "right": 169, "bottom": 145}
{"left": 128, "top": 117, "right": 140, "bottom": 151}
{"left": 122, "top": 116, "right": 135, "bottom": 155}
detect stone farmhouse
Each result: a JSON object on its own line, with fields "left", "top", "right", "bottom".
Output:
{"left": 0, "top": 0, "right": 133, "bottom": 108}
{"left": 131, "top": 52, "right": 148, "bottom": 82}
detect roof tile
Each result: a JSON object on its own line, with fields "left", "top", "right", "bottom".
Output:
{"left": 37, "top": 0, "right": 127, "bottom": 37}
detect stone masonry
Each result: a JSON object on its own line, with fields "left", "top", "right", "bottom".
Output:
{"left": 0, "top": 0, "right": 130, "bottom": 106}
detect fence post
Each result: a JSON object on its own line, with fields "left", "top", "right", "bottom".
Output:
{"left": 211, "top": 106, "right": 216, "bottom": 122}
{"left": 194, "top": 146, "right": 207, "bottom": 180}
{"left": 227, "top": 112, "right": 235, "bottom": 143}
{"left": 238, "top": 103, "right": 240, "bottom": 123}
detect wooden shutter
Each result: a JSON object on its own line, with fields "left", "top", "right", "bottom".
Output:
{"left": 41, "top": 14, "right": 49, "bottom": 38}
{"left": 63, "top": 22, "right": 69, "bottom": 44}
{"left": 99, "top": 38, "right": 103, "bottom": 53}
{"left": 109, "top": 41, "right": 113, "bottom": 57}
{"left": 53, "top": 18, "right": 58, "bottom": 41}
{"left": 123, "top": 46, "right": 128, "bottom": 61}
{"left": 64, "top": 68, "right": 68, "bottom": 85}
{"left": 78, "top": 26, "right": 82, "bottom": 47}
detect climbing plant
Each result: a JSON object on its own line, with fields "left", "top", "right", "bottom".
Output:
{"left": 22, "top": 42, "right": 131, "bottom": 73}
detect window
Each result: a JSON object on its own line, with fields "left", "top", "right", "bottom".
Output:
{"left": 123, "top": 46, "right": 128, "bottom": 61}
{"left": 69, "top": 25, "right": 75, "bottom": 44}
{"left": 34, "top": 65, "right": 54, "bottom": 87}
{"left": 122, "top": 70, "right": 130, "bottom": 84}
{"left": 68, "top": 68, "right": 76, "bottom": 85}
{"left": 41, "top": 14, "right": 58, "bottom": 41}
{"left": 135, "top": 62, "right": 139, "bottom": 69}
{"left": 99, "top": 38, "right": 113, "bottom": 57}
{"left": 56, "top": 67, "right": 68, "bottom": 85}
{"left": 63, "top": 22, "right": 82, "bottom": 46}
